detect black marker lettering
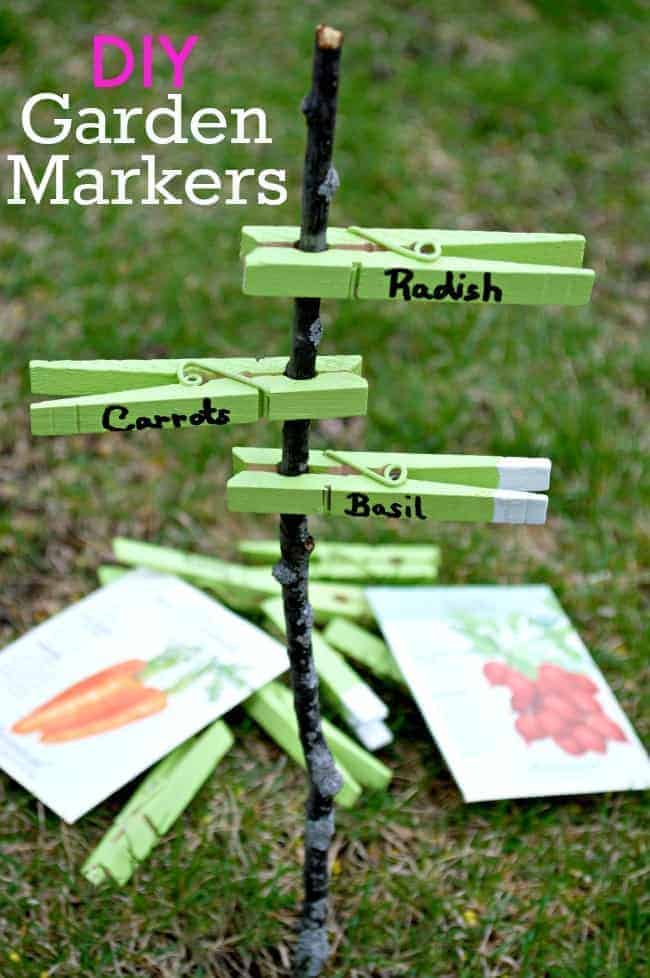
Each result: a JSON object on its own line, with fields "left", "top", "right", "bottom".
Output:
{"left": 100, "top": 400, "right": 230, "bottom": 434}
{"left": 344, "top": 492, "right": 371, "bottom": 517}
{"left": 102, "top": 405, "right": 134, "bottom": 432}
{"left": 385, "top": 268, "right": 504, "bottom": 303}
{"left": 434, "top": 271, "right": 463, "bottom": 301}
{"left": 343, "top": 492, "right": 428, "bottom": 521}
{"left": 413, "top": 282, "right": 433, "bottom": 299}
{"left": 384, "top": 267, "right": 413, "bottom": 300}
{"left": 203, "top": 398, "right": 221, "bottom": 425}
{"left": 482, "top": 272, "right": 503, "bottom": 303}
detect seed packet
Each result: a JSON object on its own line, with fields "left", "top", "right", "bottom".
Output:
{"left": 366, "top": 586, "right": 650, "bottom": 802}
{"left": 0, "top": 569, "right": 288, "bottom": 821}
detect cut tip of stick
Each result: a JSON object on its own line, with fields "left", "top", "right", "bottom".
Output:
{"left": 316, "top": 24, "right": 344, "bottom": 50}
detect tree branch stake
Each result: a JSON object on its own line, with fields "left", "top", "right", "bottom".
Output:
{"left": 271, "top": 23, "right": 344, "bottom": 978}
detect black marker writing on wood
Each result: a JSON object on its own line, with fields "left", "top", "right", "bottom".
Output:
{"left": 343, "top": 492, "right": 427, "bottom": 520}
{"left": 101, "top": 398, "right": 231, "bottom": 432}
{"left": 384, "top": 268, "right": 503, "bottom": 303}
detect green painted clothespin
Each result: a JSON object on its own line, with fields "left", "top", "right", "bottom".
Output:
{"left": 97, "top": 565, "right": 129, "bottom": 587}
{"left": 29, "top": 354, "right": 367, "bottom": 436}
{"left": 227, "top": 447, "right": 551, "bottom": 525}
{"left": 262, "top": 597, "right": 393, "bottom": 751}
{"left": 238, "top": 539, "right": 440, "bottom": 583}
{"left": 108, "top": 538, "right": 373, "bottom": 624}
{"left": 82, "top": 719, "right": 234, "bottom": 886}
{"left": 241, "top": 225, "right": 595, "bottom": 305}
{"left": 244, "top": 681, "right": 391, "bottom": 802}
{"left": 323, "top": 618, "right": 405, "bottom": 688}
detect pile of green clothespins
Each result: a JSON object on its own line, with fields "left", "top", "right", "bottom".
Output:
{"left": 82, "top": 539, "right": 439, "bottom": 885}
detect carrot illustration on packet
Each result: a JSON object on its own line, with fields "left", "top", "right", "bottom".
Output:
{"left": 11, "top": 647, "right": 246, "bottom": 745}
{"left": 11, "top": 659, "right": 147, "bottom": 734}
{"left": 39, "top": 683, "right": 168, "bottom": 743}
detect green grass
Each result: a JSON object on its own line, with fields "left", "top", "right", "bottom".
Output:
{"left": 0, "top": 0, "right": 648, "bottom": 975}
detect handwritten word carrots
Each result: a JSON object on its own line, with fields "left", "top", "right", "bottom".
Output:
{"left": 483, "top": 660, "right": 627, "bottom": 756}
{"left": 11, "top": 658, "right": 167, "bottom": 744}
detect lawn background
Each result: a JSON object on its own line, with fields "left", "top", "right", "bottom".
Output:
{"left": 0, "top": 1, "right": 648, "bottom": 976}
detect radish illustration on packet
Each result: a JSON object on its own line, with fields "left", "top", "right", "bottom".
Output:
{"left": 367, "top": 585, "right": 650, "bottom": 802}
{"left": 482, "top": 659, "right": 627, "bottom": 757}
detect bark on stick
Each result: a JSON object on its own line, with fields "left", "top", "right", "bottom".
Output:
{"left": 272, "top": 24, "right": 344, "bottom": 978}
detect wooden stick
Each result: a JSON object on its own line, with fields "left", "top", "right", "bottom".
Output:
{"left": 271, "top": 23, "right": 344, "bottom": 978}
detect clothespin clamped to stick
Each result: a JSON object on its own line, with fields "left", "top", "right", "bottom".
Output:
{"left": 241, "top": 226, "right": 595, "bottom": 305}
{"left": 29, "top": 354, "right": 367, "bottom": 436}
{"left": 227, "top": 447, "right": 552, "bottom": 525}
